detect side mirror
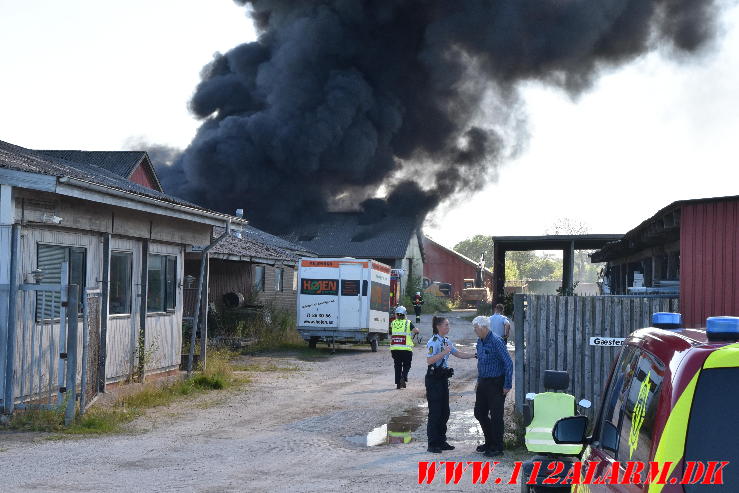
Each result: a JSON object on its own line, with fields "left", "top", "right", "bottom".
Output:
{"left": 578, "top": 399, "right": 592, "bottom": 409}
{"left": 601, "top": 421, "right": 619, "bottom": 453}
{"left": 552, "top": 415, "right": 589, "bottom": 444}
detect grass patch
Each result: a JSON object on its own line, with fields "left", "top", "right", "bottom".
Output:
{"left": 244, "top": 342, "right": 330, "bottom": 361}
{"left": 232, "top": 362, "right": 300, "bottom": 372}
{"left": 3, "top": 348, "right": 248, "bottom": 436}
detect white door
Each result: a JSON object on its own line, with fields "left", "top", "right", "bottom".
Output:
{"left": 338, "top": 264, "right": 362, "bottom": 329}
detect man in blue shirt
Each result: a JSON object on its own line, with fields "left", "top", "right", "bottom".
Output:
{"left": 472, "top": 315, "right": 513, "bottom": 457}
{"left": 488, "top": 303, "right": 511, "bottom": 343}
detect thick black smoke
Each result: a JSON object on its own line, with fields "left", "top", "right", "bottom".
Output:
{"left": 160, "top": 0, "right": 718, "bottom": 232}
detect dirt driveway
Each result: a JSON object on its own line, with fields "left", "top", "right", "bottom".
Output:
{"left": 0, "top": 310, "right": 525, "bottom": 492}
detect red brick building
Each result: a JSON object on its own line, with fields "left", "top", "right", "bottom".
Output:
{"left": 422, "top": 236, "right": 492, "bottom": 298}
{"left": 592, "top": 194, "right": 739, "bottom": 327}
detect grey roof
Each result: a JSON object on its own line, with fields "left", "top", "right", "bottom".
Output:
{"left": 0, "top": 139, "right": 205, "bottom": 210}
{"left": 211, "top": 225, "right": 313, "bottom": 263}
{"left": 281, "top": 213, "right": 420, "bottom": 259}
{"left": 38, "top": 150, "right": 163, "bottom": 191}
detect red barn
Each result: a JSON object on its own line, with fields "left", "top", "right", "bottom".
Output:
{"left": 592, "top": 194, "right": 739, "bottom": 327}
{"left": 422, "top": 236, "right": 493, "bottom": 298}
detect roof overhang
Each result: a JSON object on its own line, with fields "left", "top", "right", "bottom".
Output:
{"left": 0, "top": 167, "right": 243, "bottom": 228}
{"left": 492, "top": 234, "right": 623, "bottom": 251}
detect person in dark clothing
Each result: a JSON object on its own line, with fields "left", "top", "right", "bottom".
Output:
{"left": 412, "top": 291, "right": 424, "bottom": 323}
{"left": 471, "top": 315, "right": 513, "bottom": 457}
{"left": 425, "top": 316, "right": 475, "bottom": 453}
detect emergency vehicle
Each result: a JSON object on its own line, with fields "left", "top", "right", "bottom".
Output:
{"left": 296, "top": 258, "right": 391, "bottom": 351}
{"left": 551, "top": 314, "right": 739, "bottom": 492}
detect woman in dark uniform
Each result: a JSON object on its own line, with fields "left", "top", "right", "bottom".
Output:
{"left": 425, "top": 316, "right": 475, "bottom": 453}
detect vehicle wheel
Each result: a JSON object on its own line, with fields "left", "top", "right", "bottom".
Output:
{"left": 370, "top": 338, "right": 378, "bottom": 352}
{"left": 308, "top": 337, "right": 318, "bottom": 349}
{"left": 520, "top": 483, "right": 530, "bottom": 493}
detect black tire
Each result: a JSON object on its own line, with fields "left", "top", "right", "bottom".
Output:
{"left": 308, "top": 337, "right": 318, "bottom": 349}
{"left": 370, "top": 338, "right": 378, "bottom": 352}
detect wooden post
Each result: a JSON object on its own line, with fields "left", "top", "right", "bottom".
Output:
{"left": 3, "top": 224, "right": 20, "bottom": 414}
{"left": 98, "top": 233, "right": 110, "bottom": 392}
{"left": 513, "top": 294, "right": 525, "bottom": 415}
{"left": 199, "top": 252, "right": 210, "bottom": 371}
{"left": 138, "top": 240, "right": 149, "bottom": 383}
{"left": 562, "top": 240, "right": 575, "bottom": 294}
{"left": 492, "top": 243, "right": 505, "bottom": 305}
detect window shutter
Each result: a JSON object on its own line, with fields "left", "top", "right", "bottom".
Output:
{"left": 37, "top": 245, "right": 66, "bottom": 319}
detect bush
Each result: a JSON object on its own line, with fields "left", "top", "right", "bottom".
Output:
{"left": 400, "top": 294, "right": 452, "bottom": 315}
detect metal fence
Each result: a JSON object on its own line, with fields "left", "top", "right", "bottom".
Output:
{"left": 1, "top": 258, "right": 101, "bottom": 423}
{"left": 513, "top": 294, "right": 679, "bottom": 418}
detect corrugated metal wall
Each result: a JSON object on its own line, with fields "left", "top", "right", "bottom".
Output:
{"left": 680, "top": 199, "right": 739, "bottom": 327}
{"left": 422, "top": 238, "right": 492, "bottom": 297}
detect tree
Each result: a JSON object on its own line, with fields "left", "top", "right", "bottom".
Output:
{"left": 453, "top": 235, "right": 493, "bottom": 268}
{"left": 546, "top": 217, "right": 602, "bottom": 283}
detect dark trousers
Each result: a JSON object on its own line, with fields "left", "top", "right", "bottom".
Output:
{"left": 425, "top": 375, "right": 450, "bottom": 447}
{"left": 474, "top": 376, "right": 505, "bottom": 451}
{"left": 391, "top": 350, "right": 412, "bottom": 385}
{"left": 413, "top": 305, "right": 422, "bottom": 321}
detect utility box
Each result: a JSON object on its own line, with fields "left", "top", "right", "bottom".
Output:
{"left": 296, "top": 258, "right": 391, "bottom": 351}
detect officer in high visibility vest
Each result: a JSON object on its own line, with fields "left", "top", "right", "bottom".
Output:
{"left": 390, "top": 306, "right": 419, "bottom": 389}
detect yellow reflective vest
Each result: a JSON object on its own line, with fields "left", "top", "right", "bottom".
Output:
{"left": 390, "top": 319, "right": 413, "bottom": 351}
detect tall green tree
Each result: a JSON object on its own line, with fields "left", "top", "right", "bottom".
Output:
{"left": 453, "top": 235, "right": 493, "bottom": 268}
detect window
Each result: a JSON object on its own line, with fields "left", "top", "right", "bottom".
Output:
{"left": 36, "top": 244, "right": 86, "bottom": 319}
{"left": 597, "top": 345, "right": 639, "bottom": 457}
{"left": 617, "top": 351, "right": 664, "bottom": 462}
{"left": 254, "top": 265, "right": 265, "bottom": 292}
{"left": 598, "top": 346, "right": 664, "bottom": 462}
{"left": 275, "top": 267, "right": 284, "bottom": 292}
{"left": 685, "top": 367, "right": 739, "bottom": 491}
{"left": 166, "top": 256, "right": 176, "bottom": 310}
{"left": 109, "top": 251, "right": 132, "bottom": 315}
{"left": 147, "top": 254, "right": 177, "bottom": 313}
{"left": 370, "top": 282, "right": 390, "bottom": 311}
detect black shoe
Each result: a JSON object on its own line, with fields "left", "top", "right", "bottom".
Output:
{"left": 484, "top": 449, "right": 503, "bottom": 458}
{"left": 427, "top": 446, "right": 442, "bottom": 453}
{"left": 476, "top": 444, "right": 489, "bottom": 453}
{"left": 396, "top": 383, "right": 401, "bottom": 389}
{"left": 440, "top": 442, "right": 455, "bottom": 450}
{"left": 400, "top": 378, "right": 407, "bottom": 389}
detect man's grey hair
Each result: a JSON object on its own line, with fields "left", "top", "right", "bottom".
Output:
{"left": 472, "top": 316, "right": 490, "bottom": 328}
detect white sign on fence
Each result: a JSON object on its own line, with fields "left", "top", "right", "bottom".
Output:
{"left": 589, "top": 337, "right": 626, "bottom": 347}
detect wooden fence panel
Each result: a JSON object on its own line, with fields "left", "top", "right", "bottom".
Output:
{"left": 514, "top": 294, "right": 679, "bottom": 419}
{"left": 556, "top": 297, "right": 566, "bottom": 372}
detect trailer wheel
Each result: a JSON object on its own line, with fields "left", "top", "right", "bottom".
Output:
{"left": 308, "top": 337, "right": 318, "bottom": 349}
{"left": 370, "top": 338, "right": 378, "bottom": 352}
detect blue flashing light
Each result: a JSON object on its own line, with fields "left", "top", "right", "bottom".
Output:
{"left": 706, "top": 316, "right": 739, "bottom": 341}
{"left": 652, "top": 312, "right": 682, "bottom": 327}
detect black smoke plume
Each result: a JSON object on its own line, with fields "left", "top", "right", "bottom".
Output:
{"left": 159, "top": 0, "right": 718, "bottom": 232}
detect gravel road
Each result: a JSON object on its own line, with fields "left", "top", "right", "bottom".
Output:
{"left": 0, "top": 310, "right": 525, "bottom": 492}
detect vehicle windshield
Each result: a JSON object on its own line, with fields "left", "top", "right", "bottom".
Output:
{"left": 684, "top": 367, "right": 739, "bottom": 491}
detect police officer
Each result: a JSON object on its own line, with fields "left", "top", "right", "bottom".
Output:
{"left": 425, "top": 316, "right": 475, "bottom": 453}
{"left": 390, "top": 306, "right": 419, "bottom": 389}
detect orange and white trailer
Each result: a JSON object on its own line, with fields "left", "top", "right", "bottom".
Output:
{"left": 296, "top": 258, "right": 391, "bottom": 351}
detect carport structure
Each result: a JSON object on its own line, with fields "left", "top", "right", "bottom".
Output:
{"left": 491, "top": 234, "right": 622, "bottom": 303}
